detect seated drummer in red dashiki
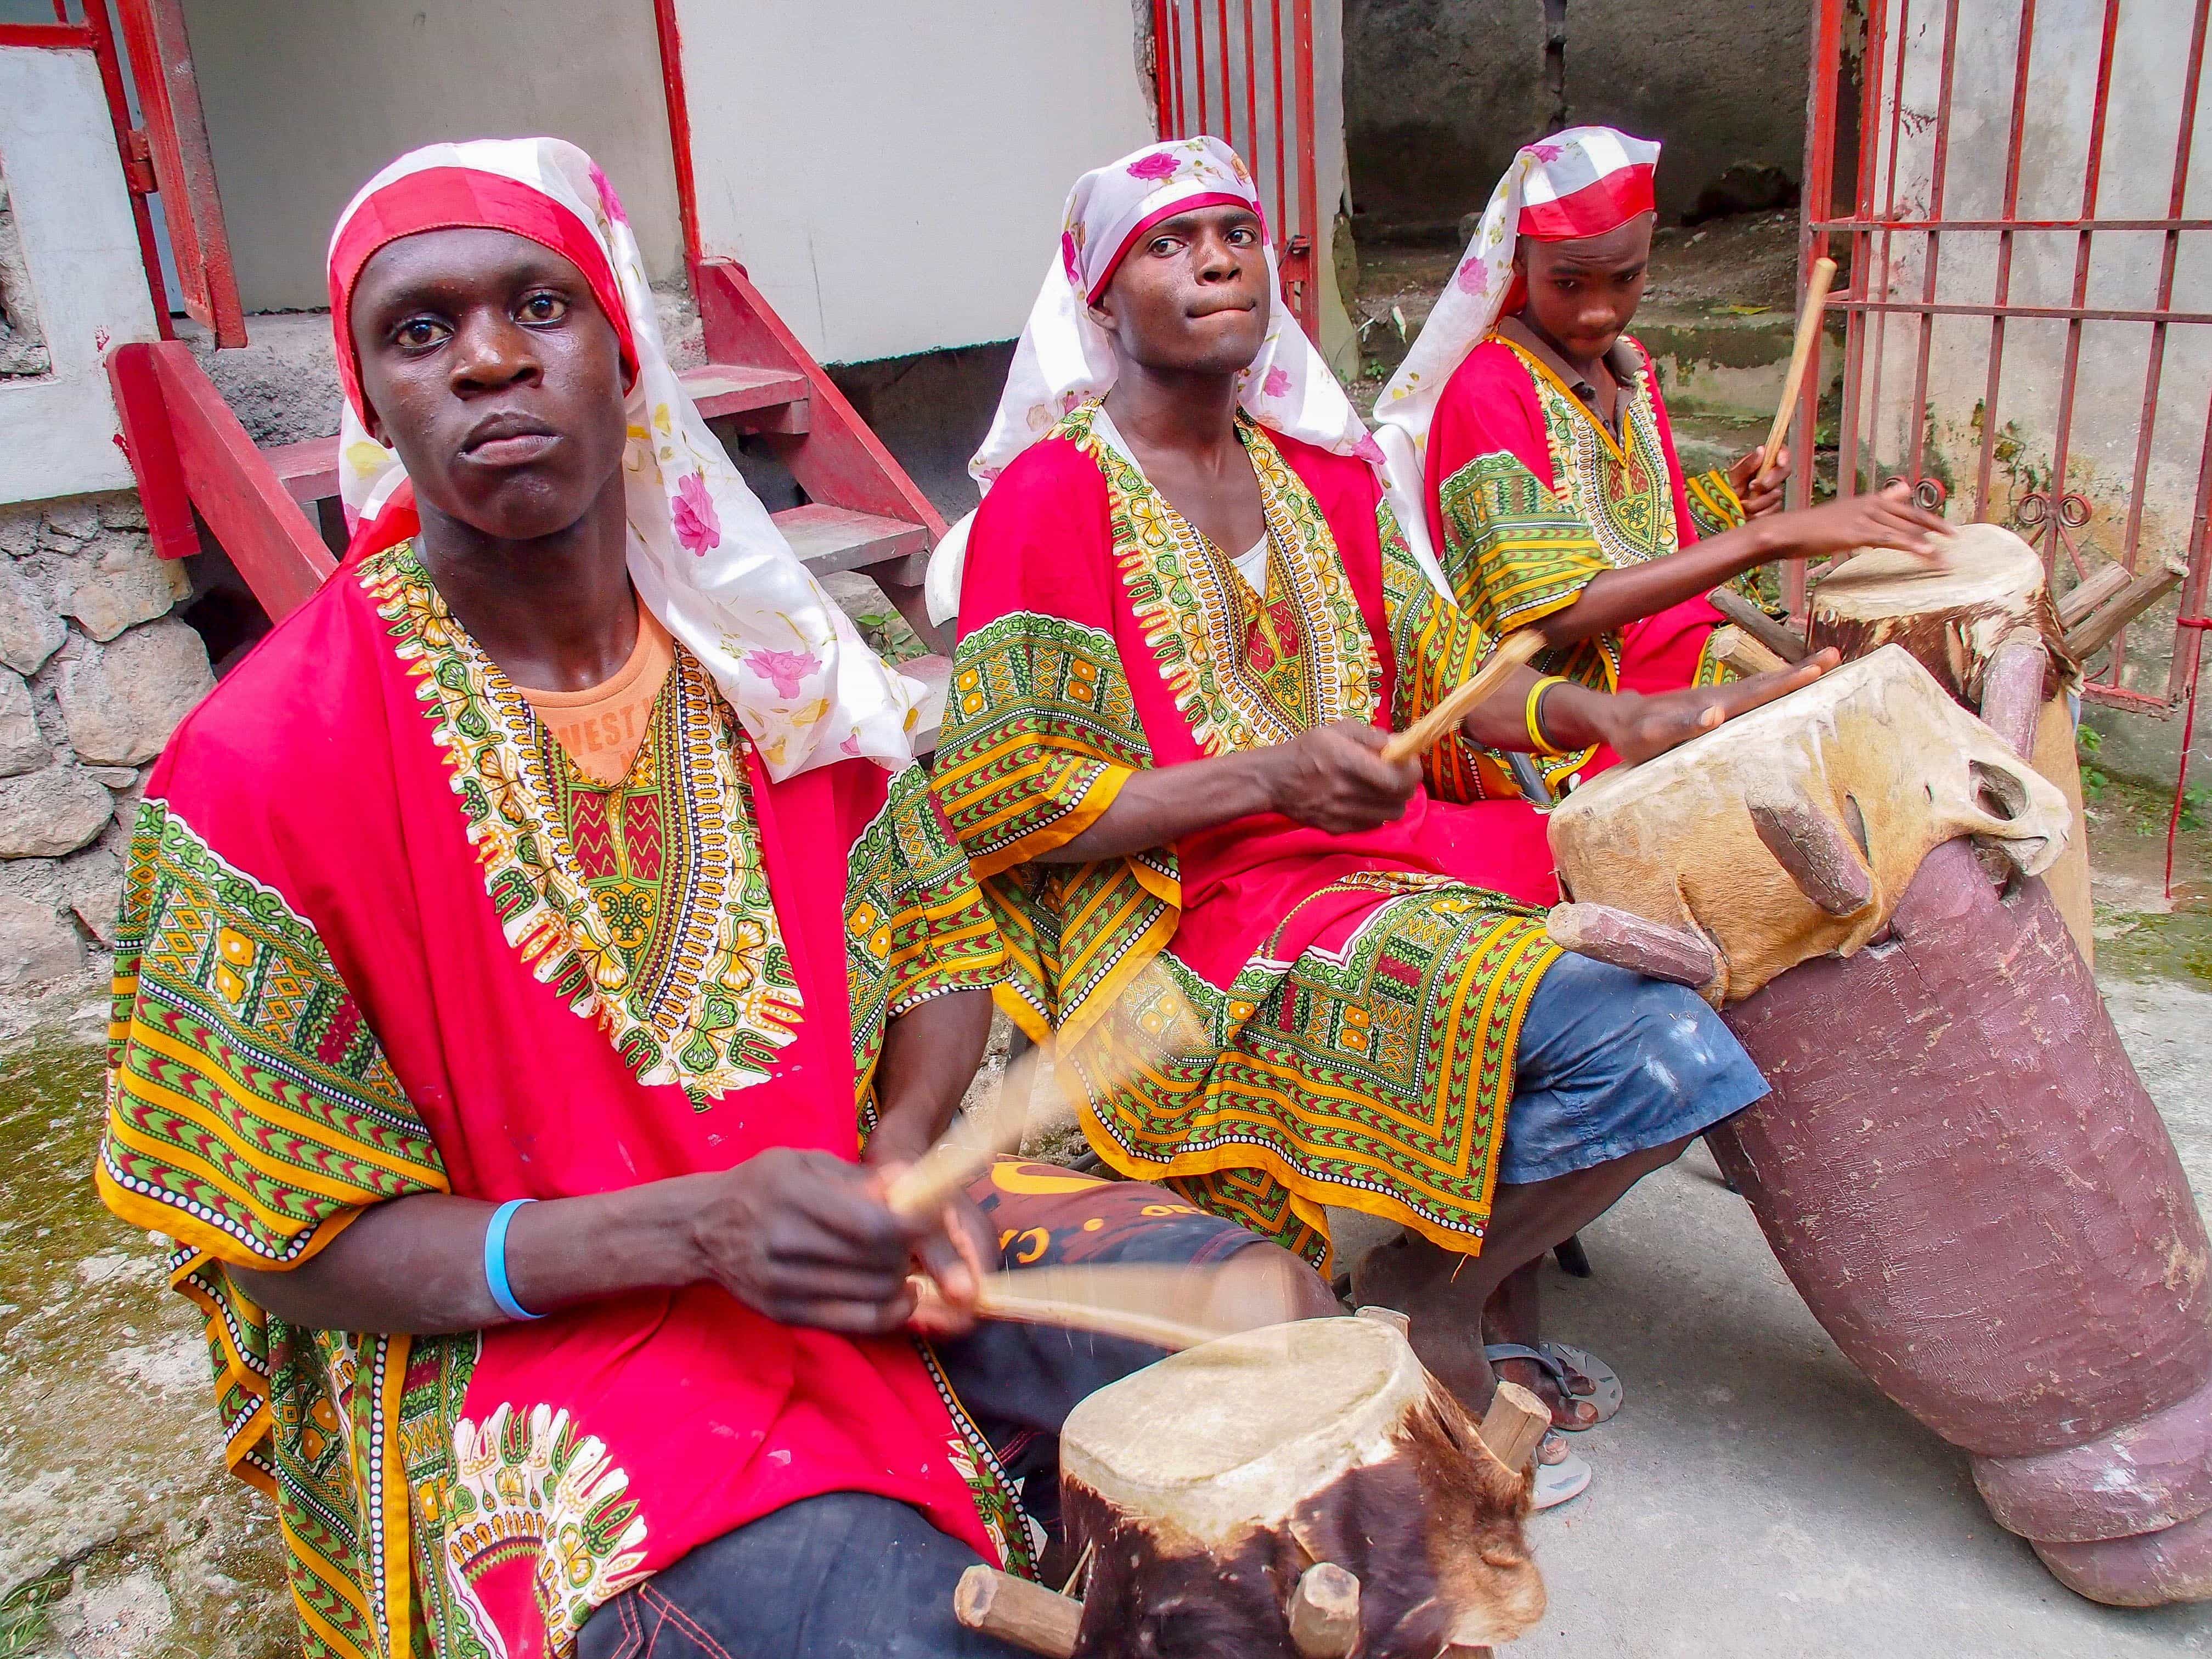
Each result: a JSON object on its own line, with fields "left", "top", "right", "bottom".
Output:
{"left": 926, "top": 137, "right": 1839, "bottom": 1504}
{"left": 1372, "top": 126, "right": 1948, "bottom": 798}
{"left": 92, "top": 139, "right": 1333, "bottom": 1659}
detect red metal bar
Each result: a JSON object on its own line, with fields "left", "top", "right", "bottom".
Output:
{"left": 1818, "top": 216, "right": 2212, "bottom": 232}
{"left": 1242, "top": 0, "right": 1259, "bottom": 167}
{"left": 1270, "top": 0, "right": 1286, "bottom": 236}
{"left": 1291, "top": 0, "right": 1318, "bottom": 340}
{"left": 2114, "top": 0, "right": 2208, "bottom": 687}
{"left": 1972, "top": 0, "right": 2041, "bottom": 521}
{"left": 1795, "top": 0, "right": 1846, "bottom": 540}
{"left": 1905, "top": 0, "right": 1965, "bottom": 486}
{"left": 2039, "top": 0, "right": 2124, "bottom": 586}
{"left": 1151, "top": 0, "right": 1172, "bottom": 136}
{"left": 0, "top": 22, "right": 92, "bottom": 45}
{"left": 1193, "top": 0, "right": 1208, "bottom": 133}
{"left": 650, "top": 0, "right": 703, "bottom": 268}
{"left": 1834, "top": 298, "right": 2212, "bottom": 324}
{"left": 1858, "top": 0, "right": 1915, "bottom": 504}
{"left": 77, "top": 0, "right": 173, "bottom": 341}
{"left": 1217, "top": 0, "right": 1232, "bottom": 144}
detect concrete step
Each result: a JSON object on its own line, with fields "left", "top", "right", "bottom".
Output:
{"left": 770, "top": 503, "right": 930, "bottom": 584}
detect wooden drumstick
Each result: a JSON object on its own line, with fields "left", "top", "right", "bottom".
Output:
{"left": 1379, "top": 629, "right": 1547, "bottom": 765}
{"left": 1477, "top": 1380, "right": 1551, "bottom": 1475}
{"left": 1753, "top": 255, "right": 1837, "bottom": 491}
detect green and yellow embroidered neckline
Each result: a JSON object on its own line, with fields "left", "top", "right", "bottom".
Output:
{"left": 1057, "top": 402, "right": 1380, "bottom": 756}
{"left": 364, "top": 541, "right": 802, "bottom": 1098}
{"left": 1496, "top": 334, "right": 1681, "bottom": 570}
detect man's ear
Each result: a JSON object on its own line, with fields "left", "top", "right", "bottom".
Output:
{"left": 1085, "top": 296, "right": 1118, "bottom": 333}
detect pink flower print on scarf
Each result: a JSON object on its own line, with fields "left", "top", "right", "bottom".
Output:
{"left": 1456, "top": 258, "right": 1492, "bottom": 296}
{"left": 1353, "top": 433, "right": 1386, "bottom": 466}
{"left": 1527, "top": 142, "right": 1562, "bottom": 162}
{"left": 588, "top": 161, "right": 631, "bottom": 226}
{"left": 1126, "top": 151, "right": 1180, "bottom": 182}
{"left": 673, "top": 472, "right": 721, "bottom": 555}
{"left": 1262, "top": 366, "right": 1291, "bottom": 399}
{"left": 746, "top": 647, "right": 820, "bottom": 699}
{"left": 1062, "top": 232, "right": 1082, "bottom": 285}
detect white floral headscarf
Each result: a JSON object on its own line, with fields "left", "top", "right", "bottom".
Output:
{"left": 924, "top": 136, "right": 1384, "bottom": 625}
{"left": 1373, "top": 127, "right": 1662, "bottom": 575}
{"left": 328, "top": 137, "right": 922, "bottom": 781}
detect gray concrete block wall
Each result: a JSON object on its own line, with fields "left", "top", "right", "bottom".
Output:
{"left": 0, "top": 493, "right": 213, "bottom": 1031}
{"left": 1344, "top": 0, "right": 1812, "bottom": 236}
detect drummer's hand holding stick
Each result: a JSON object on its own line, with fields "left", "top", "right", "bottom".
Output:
{"left": 1531, "top": 479, "right": 1951, "bottom": 651}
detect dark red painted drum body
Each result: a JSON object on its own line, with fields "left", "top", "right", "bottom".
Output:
{"left": 1708, "top": 837, "right": 2212, "bottom": 1605}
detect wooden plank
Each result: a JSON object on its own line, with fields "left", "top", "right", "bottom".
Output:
{"left": 104, "top": 343, "right": 196, "bottom": 561}
{"left": 263, "top": 436, "right": 340, "bottom": 509}
{"left": 771, "top": 503, "right": 929, "bottom": 579}
{"left": 952, "top": 1566, "right": 1080, "bottom": 1659}
{"left": 693, "top": 259, "right": 949, "bottom": 537}
{"left": 145, "top": 341, "right": 332, "bottom": 619}
{"left": 680, "top": 362, "right": 809, "bottom": 427}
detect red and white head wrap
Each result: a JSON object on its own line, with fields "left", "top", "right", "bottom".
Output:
{"left": 925, "top": 136, "right": 1380, "bottom": 625}
{"left": 1373, "top": 126, "right": 1661, "bottom": 580}
{"left": 327, "top": 138, "right": 922, "bottom": 780}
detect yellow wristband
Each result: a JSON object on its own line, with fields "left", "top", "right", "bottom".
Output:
{"left": 1525, "top": 675, "right": 1571, "bottom": 757}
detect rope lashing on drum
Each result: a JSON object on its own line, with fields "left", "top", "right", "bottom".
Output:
{"left": 2166, "top": 614, "right": 2211, "bottom": 901}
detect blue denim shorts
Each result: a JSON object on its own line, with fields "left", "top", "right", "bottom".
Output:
{"left": 1496, "top": 951, "right": 1770, "bottom": 1185}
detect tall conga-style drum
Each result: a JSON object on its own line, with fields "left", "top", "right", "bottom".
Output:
{"left": 1808, "top": 523, "right": 2093, "bottom": 957}
{"left": 1548, "top": 647, "right": 2212, "bottom": 1607}
{"left": 1057, "top": 1317, "right": 1544, "bottom": 1657}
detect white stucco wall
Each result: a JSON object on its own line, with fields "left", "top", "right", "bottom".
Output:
{"left": 672, "top": 0, "right": 1156, "bottom": 365}
{"left": 0, "top": 46, "right": 161, "bottom": 504}
{"left": 178, "top": 0, "right": 686, "bottom": 312}
{"left": 1858, "top": 0, "right": 2212, "bottom": 602}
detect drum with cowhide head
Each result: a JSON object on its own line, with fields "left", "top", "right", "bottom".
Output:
{"left": 1056, "top": 1316, "right": 1543, "bottom": 1658}
{"left": 1543, "top": 646, "right": 2212, "bottom": 1609}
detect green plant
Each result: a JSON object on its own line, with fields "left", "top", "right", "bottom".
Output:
{"left": 2183, "top": 785, "right": 2208, "bottom": 833}
{"left": 0, "top": 1565, "right": 71, "bottom": 1657}
{"left": 2076, "top": 723, "right": 2103, "bottom": 755}
{"left": 2081, "top": 765, "right": 2108, "bottom": 803}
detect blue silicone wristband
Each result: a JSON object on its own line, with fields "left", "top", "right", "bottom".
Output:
{"left": 483, "top": 1199, "right": 543, "bottom": 1322}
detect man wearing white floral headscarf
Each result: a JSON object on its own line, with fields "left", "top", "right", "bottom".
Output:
{"left": 932, "top": 136, "right": 1842, "bottom": 1508}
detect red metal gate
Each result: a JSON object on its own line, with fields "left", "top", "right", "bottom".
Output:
{"left": 1797, "top": 0, "right": 2212, "bottom": 719}
{"left": 1150, "top": 0, "right": 1322, "bottom": 341}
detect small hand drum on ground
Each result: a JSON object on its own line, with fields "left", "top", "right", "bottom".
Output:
{"left": 960, "top": 1316, "right": 1544, "bottom": 1658}
{"left": 1545, "top": 643, "right": 2212, "bottom": 1606}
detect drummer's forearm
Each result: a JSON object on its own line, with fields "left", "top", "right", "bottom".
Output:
{"left": 1034, "top": 751, "right": 1282, "bottom": 863}
{"left": 1534, "top": 523, "right": 1785, "bottom": 647}
{"left": 1458, "top": 665, "right": 1550, "bottom": 751}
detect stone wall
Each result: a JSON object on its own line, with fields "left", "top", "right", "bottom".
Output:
{"left": 0, "top": 492, "right": 213, "bottom": 1030}
{"left": 1344, "top": 0, "right": 1813, "bottom": 238}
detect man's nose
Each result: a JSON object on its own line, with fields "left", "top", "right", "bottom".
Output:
{"left": 1193, "top": 231, "right": 1242, "bottom": 280}
{"left": 450, "top": 311, "right": 541, "bottom": 393}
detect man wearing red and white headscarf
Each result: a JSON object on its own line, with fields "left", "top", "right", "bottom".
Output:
{"left": 1373, "top": 127, "right": 1945, "bottom": 794}
{"left": 92, "top": 137, "right": 1331, "bottom": 1659}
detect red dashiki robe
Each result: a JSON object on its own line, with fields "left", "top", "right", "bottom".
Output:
{"left": 932, "top": 402, "right": 1563, "bottom": 1270}
{"left": 1421, "top": 330, "right": 1750, "bottom": 789}
{"left": 94, "top": 542, "right": 1020, "bottom": 1659}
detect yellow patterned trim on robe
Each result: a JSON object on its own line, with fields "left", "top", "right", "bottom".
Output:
{"left": 1059, "top": 402, "right": 1382, "bottom": 756}
{"left": 96, "top": 796, "right": 468, "bottom": 1659}
{"left": 363, "top": 541, "right": 802, "bottom": 1101}
{"left": 933, "top": 610, "right": 1180, "bottom": 1049}
{"left": 1684, "top": 466, "right": 1747, "bottom": 540}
